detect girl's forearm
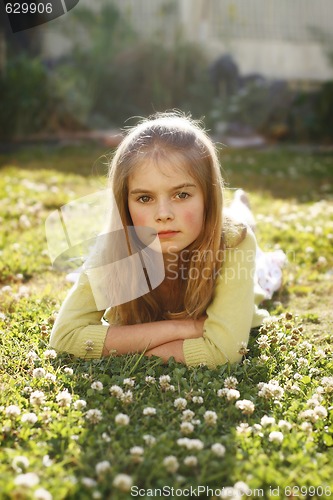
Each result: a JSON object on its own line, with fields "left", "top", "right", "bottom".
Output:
{"left": 102, "top": 318, "right": 203, "bottom": 357}
{"left": 145, "top": 340, "right": 185, "bottom": 363}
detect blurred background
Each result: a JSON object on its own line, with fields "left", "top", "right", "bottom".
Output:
{"left": 1, "top": 0, "right": 333, "bottom": 145}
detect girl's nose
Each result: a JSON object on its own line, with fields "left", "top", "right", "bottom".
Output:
{"left": 155, "top": 201, "right": 174, "bottom": 222}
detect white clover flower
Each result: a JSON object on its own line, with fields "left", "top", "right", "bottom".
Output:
{"left": 109, "top": 385, "right": 124, "bottom": 398}
{"left": 238, "top": 341, "right": 249, "bottom": 356}
{"left": 226, "top": 389, "right": 240, "bottom": 401}
{"left": 91, "top": 381, "right": 103, "bottom": 392}
{"left": 204, "top": 410, "right": 218, "bottom": 426}
{"left": 234, "top": 482, "right": 251, "bottom": 496}
{"left": 63, "top": 367, "right": 74, "bottom": 376}
{"left": 26, "top": 351, "right": 39, "bottom": 361}
{"left": 321, "top": 377, "right": 333, "bottom": 393}
{"left": 34, "top": 487, "right": 53, "bottom": 500}
{"left": 45, "top": 373, "right": 57, "bottom": 383}
{"left": 130, "top": 446, "right": 144, "bottom": 455}
{"left": 177, "top": 438, "right": 204, "bottom": 451}
{"left": 184, "top": 455, "right": 198, "bottom": 467}
{"left": 113, "top": 473, "right": 133, "bottom": 492}
{"left": 120, "top": 390, "right": 133, "bottom": 404}
{"left": 163, "top": 455, "right": 179, "bottom": 473}
{"left": 159, "top": 375, "right": 171, "bottom": 385}
{"left": 123, "top": 378, "right": 135, "bottom": 387}
{"left": 211, "top": 443, "right": 226, "bottom": 457}
{"left": 217, "top": 388, "right": 229, "bottom": 398}
{"left": 143, "top": 407, "right": 156, "bottom": 416}
{"left": 130, "top": 446, "right": 144, "bottom": 463}
{"left": 260, "top": 415, "right": 276, "bottom": 427}
{"left": 300, "top": 422, "right": 313, "bottom": 433}
{"left": 165, "top": 384, "right": 175, "bottom": 392}
{"left": 257, "top": 335, "right": 270, "bottom": 349}
{"left": 258, "top": 354, "right": 270, "bottom": 364}
{"left": 42, "top": 455, "right": 53, "bottom": 467}
{"left": 278, "top": 420, "right": 292, "bottom": 431}
{"left": 5, "top": 405, "right": 21, "bottom": 418}
{"left": 95, "top": 461, "right": 111, "bottom": 475}
{"left": 74, "top": 399, "right": 87, "bottom": 410}
{"left": 298, "top": 341, "right": 312, "bottom": 354}
{"left": 21, "top": 412, "right": 38, "bottom": 424}
{"left": 299, "top": 409, "right": 315, "bottom": 422}
{"left": 115, "top": 413, "right": 130, "bottom": 426}
{"left": 85, "top": 409, "right": 103, "bottom": 424}
{"left": 12, "top": 456, "right": 29, "bottom": 473}
{"left": 145, "top": 376, "right": 156, "bottom": 384}
{"left": 180, "top": 422, "right": 194, "bottom": 435}
{"left": 102, "top": 432, "right": 111, "bottom": 442}
{"left": 192, "top": 396, "right": 204, "bottom": 404}
{"left": 258, "top": 380, "right": 284, "bottom": 400}
{"left": 235, "top": 399, "right": 255, "bottom": 415}
{"left": 81, "top": 477, "right": 97, "bottom": 488}
{"left": 143, "top": 434, "right": 156, "bottom": 446}
{"left": 317, "top": 256, "right": 327, "bottom": 266}
{"left": 30, "top": 390, "right": 46, "bottom": 406}
{"left": 182, "top": 409, "right": 195, "bottom": 421}
{"left": 174, "top": 398, "right": 187, "bottom": 410}
{"left": 290, "top": 384, "right": 301, "bottom": 394}
{"left": 297, "top": 357, "right": 309, "bottom": 368}
{"left": 236, "top": 423, "right": 252, "bottom": 436}
{"left": 14, "top": 472, "right": 40, "bottom": 488}
{"left": 313, "top": 405, "right": 328, "bottom": 419}
{"left": 32, "top": 368, "right": 46, "bottom": 379}
{"left": 43, "top": 349, "right": 57, "bottom": 359}
{"left": 306, "top": 394, "right": 323, "bottom": 408}
{"left": 56, "top": 390, "right": 72, "bottom": 407}
{"left": 252, "top": 424, "right": 263, "bottom": 437}
{"left": 268, "top": 431, "right": 284, "bottom": 444}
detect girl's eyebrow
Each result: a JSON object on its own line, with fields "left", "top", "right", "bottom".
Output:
{"left": 129, "top": 183, "right": 197, "bottom": 195}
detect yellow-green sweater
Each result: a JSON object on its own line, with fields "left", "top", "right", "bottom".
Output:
{"left": 50, "top": 227, "right": 269, "bottom": 368}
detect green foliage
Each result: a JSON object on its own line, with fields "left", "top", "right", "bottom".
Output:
{"left": 53, "top": 2, "right": 212, "bottom": 128}
{"left": 0, "top": 146, "right": 333, "bottom": 498}
{"left": 0, "top": 56, "right": 51, "bottom": 139}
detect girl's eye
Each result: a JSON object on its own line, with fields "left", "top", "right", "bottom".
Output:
{"left": 138, "top": 195, "right": 151, "bottom": 203}
{"left": 176, "top": 192, "right": 190, "bottom": 199}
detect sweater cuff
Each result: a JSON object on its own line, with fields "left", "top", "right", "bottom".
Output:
{"left": 183, "top": 338, "right": 224, "bottom": 369}
{"left": 50, "top": 324, "right": 108, "bottom": 360}
{"left": 76, "top": 325, "right": 108, "bottom": 359}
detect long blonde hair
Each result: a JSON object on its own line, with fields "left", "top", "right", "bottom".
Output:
{"left": 107, "top": 111, "right": 242, "bottom": 324}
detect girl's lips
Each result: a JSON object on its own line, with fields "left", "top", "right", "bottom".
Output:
{"left": 157, "top": 231, "right": 179, "bottom": 238}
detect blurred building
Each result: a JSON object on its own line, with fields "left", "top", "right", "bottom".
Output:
{"left": 42, "top": 0, "right": 333, "bottom": 84}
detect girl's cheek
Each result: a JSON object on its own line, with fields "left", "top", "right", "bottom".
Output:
{"left": 129, "top": 208, "right": 148, "bottom": 227}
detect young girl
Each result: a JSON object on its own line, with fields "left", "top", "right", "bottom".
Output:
{"left": 50, "top": 112, "right": 272, "bottom": 368}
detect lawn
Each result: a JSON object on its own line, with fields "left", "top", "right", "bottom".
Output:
{"left": 0, "top": 143, "right": 332, "bottom": 499}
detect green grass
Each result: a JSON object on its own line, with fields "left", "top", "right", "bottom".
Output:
{"left": 0, "top": 144, "right": 332, "bottom": 499}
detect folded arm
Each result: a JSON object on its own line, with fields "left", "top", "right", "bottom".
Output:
{"left": 50, "top": 271, "right": 204, "bottom": 359}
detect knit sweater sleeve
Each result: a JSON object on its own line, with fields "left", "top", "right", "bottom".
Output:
{"left": 183, "top": 227, "right": 258, "bottom": 369}
{"left": 49, "top": 271, "right": 108, "bottom": 359}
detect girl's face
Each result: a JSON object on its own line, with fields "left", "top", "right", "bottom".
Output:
{"left": 128, "top": 160, "right": 205, "bottom": 256}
